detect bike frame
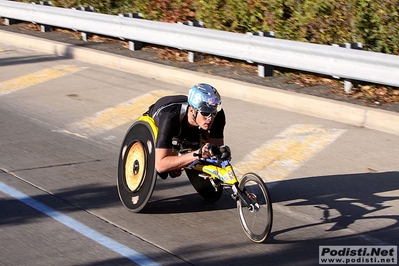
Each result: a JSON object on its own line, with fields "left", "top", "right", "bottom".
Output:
{"left": 188, "top": 158, "right": 238, "bottom": 186}
{"left": 187, "top": 159, "right": 260, "bottom": 212}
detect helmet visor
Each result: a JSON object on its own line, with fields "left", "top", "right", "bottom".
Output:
{"left": 197, "top": 101, "right": 222, "bottom": 113}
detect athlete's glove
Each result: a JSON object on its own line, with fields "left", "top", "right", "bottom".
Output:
{"left": 219, "top": 145, "right": 231, "bottom": 160}
{"left": 209, "top": 144, "right": 231, "bottom": 160}
{"left": 209, "top": 144, "right": 220, "bottom": 158}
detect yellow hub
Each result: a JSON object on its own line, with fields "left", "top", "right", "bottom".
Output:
{"left": 125, "top": 142, "right": 146, "bottom": 191}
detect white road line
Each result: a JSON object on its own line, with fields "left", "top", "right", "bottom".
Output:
{"left": 0, "top": 182, "right": 160, "bottom": 266}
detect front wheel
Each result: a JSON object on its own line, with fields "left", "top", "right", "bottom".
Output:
{"left": 237, "top": 173, "right": 273, "bottom": 243}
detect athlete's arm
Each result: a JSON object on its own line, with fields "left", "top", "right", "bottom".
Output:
{"left": 155, "top": 140, "right": 223, "bottom": 173}
{"left": 155, "top": 147, "right": 199, "bottom": 173}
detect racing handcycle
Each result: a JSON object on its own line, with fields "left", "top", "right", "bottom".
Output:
{"left": 117, "top": 115, "right": 273, "bottom": 243}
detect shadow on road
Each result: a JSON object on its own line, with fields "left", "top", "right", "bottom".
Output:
{"left": 142, "top": 190, "right": 236, "bottom": 214}
{"left": 1, "top": 170, "right": 398, "bottom": 265}
{"left": 268, "top": 171, "right": 399, "bottom": 244}
{"left": 0, "top": 55, "right": 66, "bottom": 67}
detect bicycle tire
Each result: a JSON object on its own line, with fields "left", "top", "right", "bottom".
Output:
{"left": 117, "top": 121, "right": 157, "bottom": 213}
{"left": 237, "top": 173, "right": 273, "bottom": 243}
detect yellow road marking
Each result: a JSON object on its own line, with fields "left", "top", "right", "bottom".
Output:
{"left": 0, "top": 65, "right": 83, "bottom": 96}
{"left": 234, "top": 124, "right": 346, "bottom": 181}
{"left": 74, "top": 90, "right": 175, "bottom": 131}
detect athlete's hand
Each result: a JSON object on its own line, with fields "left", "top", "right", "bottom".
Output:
{"left": 207, "top": 144, "right": 231, "bottom": 160}
{"left": 209, "top": 144, "right": 220, "bottom": 157}
{"left": 219, "top": 145, "right": 231, "bottom": 160}
{"left": 199, "top": 143, "right": 212, "bottom": 158}
{"left": 196, "top": 143, "right": 230, "bottom": 159}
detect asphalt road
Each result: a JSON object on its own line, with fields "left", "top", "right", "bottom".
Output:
{"left": 1, "top": 42, "right": 398, "bottom": 266}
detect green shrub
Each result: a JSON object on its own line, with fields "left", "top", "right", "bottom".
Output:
{"left": 355, "top": 0, "right": 399, "bottom": 54}
{"left": 18, "top": 0, "right": 399, "bottom": 55}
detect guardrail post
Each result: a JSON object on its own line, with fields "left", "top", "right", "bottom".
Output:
{"left": 32, "top": 1, "right": 53, "bottom": 32}
{"left": 71, "top": 6, "right": 94, "bottom": 41}
{"left": 178, "top": 20, "right": 204, "bottom": 62}
{"left": 332, "top": 42, "right": 363, "bottom": 93}
{"left": 118, "top": 13, "right": 144, "bottom": 51}
{"left": 250, "top": 31, "right": 275, "bottom": 77}
{"left": 4, "top": 18, "right": 18, "bottom": 26}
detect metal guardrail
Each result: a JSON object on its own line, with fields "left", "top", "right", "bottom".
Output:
{"left": 1, "top": 0, "right": 399, "bottom": 88}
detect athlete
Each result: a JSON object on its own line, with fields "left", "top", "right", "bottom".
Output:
{"left": 144, "top": 83, "right": 231, "bottom": 179}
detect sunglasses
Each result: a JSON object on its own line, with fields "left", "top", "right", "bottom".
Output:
{"left": 199, "top": 111, "right": 217, "bottom": 118}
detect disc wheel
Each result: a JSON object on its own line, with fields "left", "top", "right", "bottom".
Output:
{"left": 117, "top": 121, "right": 157, "bottom": 212}
{"left": 237, "top": 173, "right": 273, "bottom": 243}
{"left": 185, "top": 169, "right": 223, "bottom": 202}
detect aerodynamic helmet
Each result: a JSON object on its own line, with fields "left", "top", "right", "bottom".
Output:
{"left": 187, "top": 83, "right": 222, "bottom": 113}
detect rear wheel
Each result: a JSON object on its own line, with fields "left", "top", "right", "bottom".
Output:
{"left": 117, "top": 121, "right": 157, "bottom": 212}
{"left": 237, "top": 173, "right": 273, "bottom": 243}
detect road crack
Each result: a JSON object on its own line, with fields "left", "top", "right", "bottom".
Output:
{"left": 10, "top": 159, "right": 102, "bottom": 172}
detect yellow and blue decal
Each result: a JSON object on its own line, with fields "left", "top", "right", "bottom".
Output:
{"left": 201, "top": 164, "right": 237, "bottom": 185}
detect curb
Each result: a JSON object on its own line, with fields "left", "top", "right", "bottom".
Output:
{"left": 1, "top": 30, "right": 399, "bottom": 135}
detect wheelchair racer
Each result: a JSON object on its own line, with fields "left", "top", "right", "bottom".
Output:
{"left": 144, "top": 83, "right": 231, "bottom": 179}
